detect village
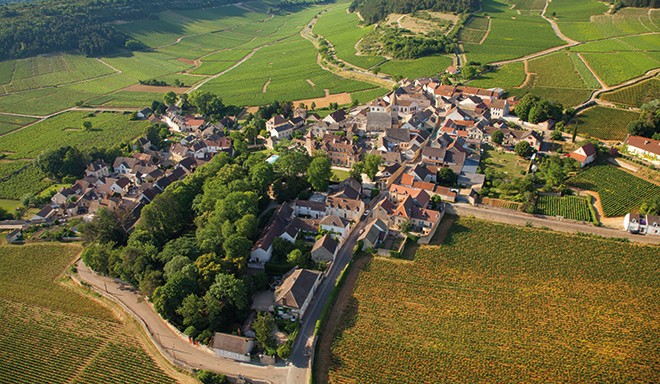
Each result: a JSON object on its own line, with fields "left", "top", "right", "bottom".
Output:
{"left": 3, "top": 76, "right": 660, "bottom": 364}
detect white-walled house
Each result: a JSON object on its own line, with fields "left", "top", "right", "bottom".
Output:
{"left": 275, "top": 268, "right": 322, "bottom": 319}
{"left": 211, "top": 333, "right": 254, "bottom": 362}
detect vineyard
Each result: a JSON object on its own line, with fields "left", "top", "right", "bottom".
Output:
{"left": 0, "top": 244, "right": 181, "bottom": 384}
{"left": 328, "top": 218, "right": 659, "bottom": 383}
{"left": 569, "top": 164, "right": 660, "bottom": 217}
{"left": 535, "top": 195, "right": 596, "bottom": 222}
{"left": 481, "top": 197, "right": 522, "bottom": 211}
{"left": 571, "top": 106, "right": 639, "bottom": 141}
{"left": 0, "top": 163, "right": 53, "bottom": 200}
{"left": 601, "top": 77, "right": 660, "bottom": 107}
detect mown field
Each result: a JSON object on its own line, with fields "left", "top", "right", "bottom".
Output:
{"left": 570, "top": 106, "right": 640, "bottom": 141}
{"left": 570, "top": 164, "right": 660, "bottom": 217}
{"left": 466, "top": 62, "right": 525, "bottom": 89}
{"left": 601, "top": 76, "right": 660, "bottom": 107}
{"left": 461, "top": 0, "right": 564, "bottom": 64}
{"left": 328, "top": 218, "right": 659, "bottom": 383}
{"left": 0, "top": 111, "right": 150, "bottom": 160}
{"left": 535, "top": 194, "right": 595, "bottom": 222}
{"left": 0, "top": 243, "right": 181, "bottom": 384}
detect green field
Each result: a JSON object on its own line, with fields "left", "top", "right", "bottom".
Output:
{"left": 536, "top": 194, "right": 595, "bottom": 222}
{"left": 467, "top": 62, "right": 526, "bottom": 89}
{"left": 571, "top": 106, "right": 640, "bottom": 141}
{"left": 0, "top": 163, "right": 53, "bottom": 200}
{"left": 579, "top": 51, "right": 660, "bottom": 86}
{"left": 0, "top": 111, "right": 150, "bottom": 160}
{"left": 550, "top": 1, "right": 659, "bottom": 42}
{"left": 601, "top": 76, "right": 660, "bottom": 107}
{"left": 328, "top": 218, "right": 659, "bottom": 382}
{"left": 0, "top": 243, "right": 180, "bottom": 383}
{"left": 570, "top": 164, "right": 660, "bottom": 217}
{"left": 510, "top": 51, "right": 600, "bottom": 106}
{"left": 462, "top": 0, "right": 564, "bottom": 64}
{"left": 314, "top": 2, "right": 454, "bottom": 78}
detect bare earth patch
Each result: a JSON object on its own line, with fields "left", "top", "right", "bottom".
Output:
{"left": 262, "top": 78, "right": 271, "bottom": 94}
{"left": 306, "top": 79, "right": 316, "bottom": 87}
{"left": 123, "top": 84, "right": 190, "bottom": 93}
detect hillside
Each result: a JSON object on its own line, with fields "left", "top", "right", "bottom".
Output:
{"left": 351, "top": 0, "right": 481, "bottom": 24}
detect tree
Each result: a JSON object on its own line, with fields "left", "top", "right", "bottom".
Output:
{"left": 550, "top": 130, "right": 563, "bottom": 141}
{"left": 253, "top": 312, "right": 276, "bottom": 350}
{"left": 176, "top": 294, "right": 208, "bottom": 331}
{"left": 491, "top": 130, "right": 504, "bottom": 145}
{"left": 82, "top": 121, "right": 92, "bottom": 131}
{"left": 222, "top": 234, "right": 252, "bottom": 264}
{"left": 249, "top": 162, "right": 275, "bottom": 193}
{"left": 350, "top": 161, "right": 364, "bottom": 182}
{"left": 197, "top": 371, "right": 227, "bottom": 384}
{"left": 163, "top": 255, "right": 192, "bottom": 280}
{"left": 163, "top": 91, "right": 178, "bottom": 106}
{"left": 307, "top": 155, "right": 331, "bottom": 191}
{"left": 310, "top": 102, "right": 316, "bottom": 110}
{"left": 287, "top": 249, "right": 306, "bottom": 265}
{"left": 640, "top": 195, "right": 660, "bottom": 215}
{"left": 234, "top": 214, "right": 258, "bottom": 240}
{"left": 364, "top": 153, "right": 382, "bottom": 181}
{"left": 437, "top": 167, "right": 458, "bottom": 187}
{"left": 514, "top": 141, "right": 533, "bottom": 157}
{"left": 82, "top": 207, "right": 129, "bottom": 246}
{"left": 208, "top": 273, "right": 248, "bottom": 310}
{"left": 151, "top": 265, "right": 198, "bottom": 323}
{"left": 81, "top": 242, "right": 117, "bottom": 276}
{"left": 398, "top": 219, "right": 411, "bottom": 234}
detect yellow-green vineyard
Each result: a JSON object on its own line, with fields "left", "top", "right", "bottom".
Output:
{"left": 328, "top": 218, "right": 659, "bottom": 383}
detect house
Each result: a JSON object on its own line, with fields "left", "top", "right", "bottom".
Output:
{"left": 366, "top": 112, "right": 393, "bottom": 132}
{"left": 52, "top": 188, "right": 78, "bottom": 206}
{"left": 5, "top": 229, "right": 23, "bottom": 244}
{"left": 31, "top": 205, "right": 56, "bottom": 222}
{"left": 358, "top": 219, "right": 389, "bottom": 250}
{"left": 135, "top": 137, "right": 151, "bottom": 152}
{"left": 170, "top": 143, "right": 192, "bottom": 162}
{"left": 325, "top": 196, "right": 364, "bottom": 221}
{"left": 311, "top": 234, "right": 339, "bottom": 262}
{"left": 269, "top": 123, "right": 295, "bottom": 140}
{"left": 490, "top": 99, "right": 509, "bottom": 118}
{"left": 569, "top": 143, "right": 597, "bottom": 168}
{"left": 292, "top": 199, "right": 326, "bottom": 219}
{"left": 136, "top": 107, "right": 152, "bottom": 120}
{"left": 323, "top": 110, "right": 347, "bottom": 125}
{"left": 624, "top": 135, "right": 660, "bottom": 162}
{"left": 307, "top": 134, "right": 361, "bottom": 168}
{"left": 623, "top": 213, "right": 660, "bottom": 236}
{"left": 250, "top": 204, "right": 298, "bottom": 266}
{"left": 211, "top": 333, "right": 254, "bottom": 362}
{"left": 320, "top": 214, "right": 350, "bottom": 238}
{"left": 85, "top": 160, "right": 110, "bottom": 178}
{"left": 445, "top": 65, "right": 460, "bottom": 75}
{"left": 274, "top": 268, "right": 322, "bottom": 319}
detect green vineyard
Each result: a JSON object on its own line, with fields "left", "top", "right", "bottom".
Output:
{"left": 569, "top": 164, "right": 660, "bottom": 217}
{"left": 535, "top": 195, "right": 596, "bottom": 222}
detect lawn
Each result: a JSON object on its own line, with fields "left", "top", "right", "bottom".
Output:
{"left": 569, "top": 164, "right": 660, "bottom": 217}
{"left": 0, "top": 198, "right": 21, "bottom": 213}
{"left": 328, "top": 218, "right": 659, "bottom": 383}
{"left": 571, "top": 106, "right": 640, "bottom": 141}
{"left": 0, "top": 111, "right": 151, "bottom": 160}
{"left": 601, "top": 76, "right": 660, "bottom": 107}
{"left": 0, "top": 243, "right": 180, "bottom": 383}
{"left": 481, "top": 145, "right": 528, "bottom": 177}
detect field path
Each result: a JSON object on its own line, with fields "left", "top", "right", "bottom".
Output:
{"left": 515, "top": 60, "right": 534, "bottom": 88}
{"left": 478, "top": 16, "right": 492, "bottom": 45}
{"left": 186, "top": 48, "right": 260, "bottom": 93}
{"left": 261, "top": 78, "right": 271, "bottom": 93}
{"left": 96, "top": 58, "right": 122, "bottom": 74}
{"left": 541, "top": 0, "right": 579, "bottom": 45}
{"left": 576, "top": 67, "right": 660, "bottom": 110}
{"left": 576, "top": 53, "right": 607, "bottom": 88}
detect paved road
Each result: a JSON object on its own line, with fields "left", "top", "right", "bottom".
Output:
{"left": 76, "top": 261, "right": 290, "bottom": 384}
{"left": 448, "top": 203, "right": 660, "bottom": 245}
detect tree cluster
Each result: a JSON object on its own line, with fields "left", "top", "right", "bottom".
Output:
{"left": 351, "top": 0, "right": 480, "bottom": 25}
{"left": 377, "top": 28, "right": 453, "bottom": 60}
{"left": 36, "top": 145, "right": 122, "bottom": 181}
{"left": 626, "top": 99, "right": 660, "bottom": 140}
{"left": 0, "top": 0, "right": 243, "bottom": 60}
{"left": 514, "top": 94, "right": 564, "bottom": 124}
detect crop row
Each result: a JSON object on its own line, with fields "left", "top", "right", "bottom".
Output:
{"left": 571, "top": 106, "right": 639, "bottom": 141}
{"left": 535, "top": 195, "right": 594, "bottom": 222}
{"left": 0, "top": 163, "right": 52, "bottom": 200}
{"left": 602, "top": 77, "right": 660, "bottom": 107}
{"left": 569, "top": 164, "right": 660, "bottom": 217}
{"left": 328, "top": 218, "right": 659, "bottom": 383}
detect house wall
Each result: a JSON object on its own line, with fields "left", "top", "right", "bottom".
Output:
{"left": 212, "top": 347, "right": 252, "bottom": 362}
{"left": 320, "top": 224, "right": 348, "bottom": 238}
{"left": 250, "top": 246, "right": 272, "bottom": 265}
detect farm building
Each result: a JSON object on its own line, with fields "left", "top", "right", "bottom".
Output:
{"left": 569, "top": 143, "right": 597, "bottom": 168}
{"left": 211, "top": 333, "right": 254, "bottom": 362}
{"left": 311, "top": 234, "right": 339, "bottom": 262}
{"left": 624, "top": 135, "right": 660, "bottom": 164}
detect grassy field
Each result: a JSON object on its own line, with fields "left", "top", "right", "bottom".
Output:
{"left": 535, "top": 194, "right": 595, "bottom": 222}
{"left": 570, "top": 106, "right": 640, "bottom": 141}
{"left": 0, "top": 111, "right": 150, "bottom": 160}
{"left": 601, "top": 76, "right": 660, "bottom": 107}
{"left": 570, "top": 164, "right": 660, "bottom": 217}
{"left": 462, "top": 0, "right": 563, "bottom": 64}
{"left": 481, "top": 145, "right": 528, "bottom": 177}
{"left": 328, "top": 218, "right": 659, "bottom": 383}
{"left": 0, "top": 243, "right": 181, "bottom": 383}
{"left": 0, "top": 114, "right": 38, "bottom": 135}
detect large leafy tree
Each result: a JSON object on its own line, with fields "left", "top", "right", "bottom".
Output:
{"left": 364, "top": 153, "right": 382, "bottom": 181}
{"left": 308, "top": 155, "right": 332, "bottom": 191}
